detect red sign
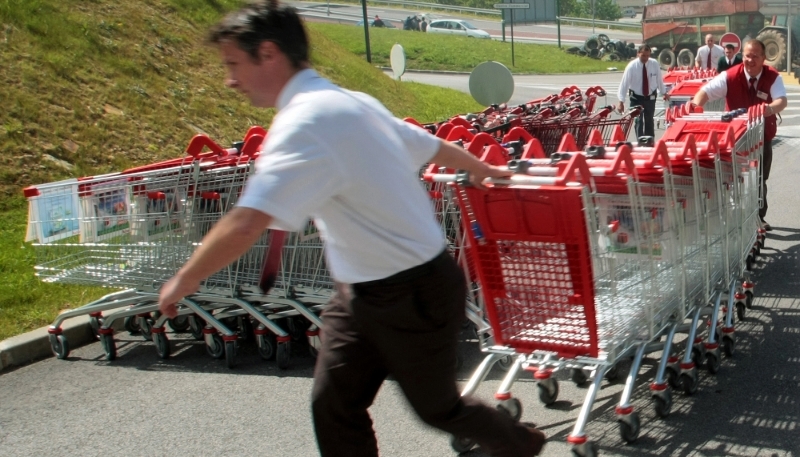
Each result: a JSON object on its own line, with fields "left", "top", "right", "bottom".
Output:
{"left": 720, "top": 32, "right": 742, "bottom": 53}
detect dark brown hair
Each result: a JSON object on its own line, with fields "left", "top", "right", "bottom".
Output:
{"left": 208, "top": 0, "right": 309, "bottom": 69}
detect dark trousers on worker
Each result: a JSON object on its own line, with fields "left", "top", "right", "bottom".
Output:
{"left": 630, "top": 94, "right": 657, "bottom": 139}
{"left": 311, "top": 250, "right": 543, "bottom": 457}
{"left": 760, "top": 139, "right": 773, "bottom": 220}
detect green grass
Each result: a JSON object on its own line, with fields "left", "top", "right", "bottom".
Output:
{"left": 0, "top": 0, "right": 614, "bottom": 341}
{"left": 309, "top": 22, "right": 618, "bottom": 73}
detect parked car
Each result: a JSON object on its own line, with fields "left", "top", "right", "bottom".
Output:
{"left": 621, "top": 7, "right": 637, "bottom": 19}
{"left": 426, "top": 19, "right": 491, "bottom": 39}
{"left": 354, "top": 18, "right": 397, "bottom": 29}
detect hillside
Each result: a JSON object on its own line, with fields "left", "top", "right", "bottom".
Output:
{"left": 0, "top": 0, "right": 483, "bottom": 340}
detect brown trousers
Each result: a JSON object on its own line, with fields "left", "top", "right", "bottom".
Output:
{"left": 311, "top": 250, "right": 543, "bottom": 457}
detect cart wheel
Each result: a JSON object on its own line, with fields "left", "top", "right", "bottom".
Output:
{"left": 736, "top": 302, "right": 746, "bottom": 322}
{"left": 237, "top": 317, "right": 254, "bottom": 343}
{"left": 50, "top": 334, "right": 70, "bottom": 359}
{"left": 188, "top": 315, "right": 204, "bottom": 341}
{"left": 287, "top": 316, "right": 310, "bottom": 342}
{"left": 100, "top": 333, "right": 116, "bottom": 361}
{"left": 496, "top": 355, "right": 514, "bottom": 371}
{"left": 138, "top": 315, "right": 154, "bottom": 341}
{"left": 653, "top": 389, "right": 672, "bottom": 418}
{"left": 206, "top": 333, "right": 225, "bottom": 359}
{"left": 619, "top": 411, "right": 640, "bottom": 443}
{"left": 257, "top": 333, "right": 277, "bottom": 360}
{"left": 450, "top": 435, "right": 475, "bottom": 453}
{"left": 666, "top": 365, "right": 680, "bottom": 389}
{"left": 124, "top": 316, "right": 141, "bottom": 335}
{"left": 745, "top": 291, "right": 753, "bottom": 309}
{"left": 88, "top": 315, "right": 102, "bottom": 341}
{"left": 168, "top": 315, "right": 190, "bottom": 333}
{"left": 571, "top": 441, "right": 599, "bottom": 457}
{"left": 224, "top": 341, "right": 237, "bottom": 369}
{"left": 722, "top": 335, "right": 735, "bottom": 357}
{"left": 537, "top": 378, "right": 559, "bottom": 405}
{"left": 680, "top": 372, "right": 698, "bottom": 395}
{"left": 605, "top": 364, "right": 621, "bottom": 382}
{"left": 276, "top": 341, "right": 291, "bottom": 370}
{"left": 570, "top": 368, "right": 588, "bottom": 386}
{"left": 706, "top": 352, "right": 721, "bottom": 374}
{"left": 496, "top": 397, "right": 523, "bottom": 422}
{"left": 154, "top": 332, "right": 171, "bottom": 359}
{"left": 691, "top": 347, "right": 703, "bottom": 368}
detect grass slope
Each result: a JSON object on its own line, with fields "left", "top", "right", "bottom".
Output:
{"left": 0, "top": 0, "right": 483, "bottom": 341}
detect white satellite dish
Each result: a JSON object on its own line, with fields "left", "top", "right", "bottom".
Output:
{"left": 469, "top": 61, "right": 514, "bottom": 107}
{"left": 390, "top": 43, "right": 406, "bottom": 81}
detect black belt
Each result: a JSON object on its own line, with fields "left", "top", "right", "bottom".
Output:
{"left": 630, "top": 90, "right": 655, "bottom": 98}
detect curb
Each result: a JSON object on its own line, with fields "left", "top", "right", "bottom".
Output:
{"left": 0, "top": 315, "right": 124, "bottom": 372}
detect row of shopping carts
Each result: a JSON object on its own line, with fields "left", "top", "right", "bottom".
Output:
{"left": 24, "top": 83, "right": 765, "bottom": 455}
{"left": 422, "top": 100, "right": 765, "bottom": 456}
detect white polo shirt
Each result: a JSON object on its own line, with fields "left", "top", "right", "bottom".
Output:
{"left": 236, "top": 69, "right": 445, "bottom": 284}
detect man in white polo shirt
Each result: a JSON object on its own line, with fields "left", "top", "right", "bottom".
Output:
{"left": 157, "top": 1, "right": 546, "bottom": 456}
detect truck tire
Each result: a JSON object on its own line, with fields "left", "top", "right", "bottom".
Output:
{"left": 758, "top": 29, "right": 787, "bottom": 71}
{"left": 658, "top": 48, "right": 676, "bottom": 70}
{"left": 677, "top": 48, "right": 694, "bottom": 68}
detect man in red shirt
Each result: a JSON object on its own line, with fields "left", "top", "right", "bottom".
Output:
{"left": 692, "top": 40, "right": 788, "bottom": 231}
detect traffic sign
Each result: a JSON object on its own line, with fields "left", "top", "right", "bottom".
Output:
{"left": 494, "top": 3, "right": 530, "bottom": 9}
{"left": 719, "top": 32, "right": 742, "bottom": 54}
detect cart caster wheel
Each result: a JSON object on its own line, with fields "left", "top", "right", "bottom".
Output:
{"left": 665, "top": 366, "right": 680, "bottom": 389}
{"left": 256, "top": 333, "right": 277, "bottom": 361}
{"left": 680, "top": 372, "right": 698, "bottom": 395}
{"left": 537, "top": 378, "right": 559, "bottom": 405}
{"left": 571, "top": 441, "right": 599, "bottom": 457}
{"left": 100, "top": 333, "right": 116, "bottom": 361}
{"left": 745, "top": 291, "right": 753, "bottom": 309}
{"left": 605, "top": 364, "right": 620, "bottom": 382}
{"left": 224, "top": 340, "right": 237, "bottom": 369}
{"left": 89, "top": 315, "right": 102, "bottom": 341}
{"left": 691, "top": 347, "right": 703, "bottom": 368}
{"left": 571, "top": 368, "right": 588, "bottom": 386}
{"left": 124, "top": 316, "right": 141, "bottom": 335}
{"left": 497, "top": 355, "right": 514, "bottom": 371}
{"left": 496, "top": 397, "right": 523, "bottom": 422}
{"left": 188, "top": 315, "right": 204, "bottom": 341}
{"left": 138, "top": 315, "right": 154, "bottom": 341}
{"left": 206, "top": 333, "right": 225, "bottom": 359}
{"left": 276, "top": 341, "right": 291, "bottom": 370}
{"left": 450, "top": 435, "right": 475, "bottom": 453}
{"left": 653, "top": 389, "right": 672, "bottom": 418}
{"left": 736, "top": 302, "right": 746, "bottom": 322}
{"left": 705, "top": 352, "right": 721, "bottom": 374}
{"left": 722, "top": 335, "right": 735, "bottom": 357}
{"left": 168, "top": 315, "right": 190, "bottom": 333}
{"left": 619, "top": 411, "right": 640, "bottom": 443}
{"left": 50, "top": 334, "right": 70, "bottom": 359}
{"left": 237, "top": 317, "right": 253, "bottom": 343}
{"left": 154, "top": 332, "right": 171, "bottom": 359}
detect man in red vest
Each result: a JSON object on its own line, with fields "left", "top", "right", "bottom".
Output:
{"left": 692, "top": 39, "right": 788, "bottom": 231}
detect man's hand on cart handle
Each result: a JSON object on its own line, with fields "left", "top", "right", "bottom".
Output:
{"left": 616, "top": 101, "right": 625, "bottom": 114}
{"left": 158, "top": 272, "right": 200, "bottom": 319}
{"left": 468, "top": 165, "right": 513, "bottom": 191}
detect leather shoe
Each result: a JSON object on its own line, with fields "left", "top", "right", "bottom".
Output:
{"left": 762, "top": 221, "right": 772, "bottom": 231}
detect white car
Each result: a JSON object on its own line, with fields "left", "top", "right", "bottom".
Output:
{"left": 427, "top": 19, "right": 491, "bottom": 39}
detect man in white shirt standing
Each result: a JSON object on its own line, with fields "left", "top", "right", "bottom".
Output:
{"left": 692, "top": 39, "right": 788, "bottom": 231}
{"left": 157, "top": 1, "right": 547, "bottom": 456}
{"left": 695, "top": 34, "right": 725, "bottom": 71}
{"left": 617, "top": 44, "right": 668, "bottom": 139}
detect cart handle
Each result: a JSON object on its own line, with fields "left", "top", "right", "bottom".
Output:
{"left": 467, "top": 132, "right": 500, "bottom": 155}
{"left": 445, "top": 125, "right": 475, "bottom": 143}
{"left": 185, "top": 134, "right": 229, "bottom": 159}
{"left": 502, "top": 126, "right": 533, "bottom": 143}
{"left": 521, "top": 137, "right": 547, "bottom": 159}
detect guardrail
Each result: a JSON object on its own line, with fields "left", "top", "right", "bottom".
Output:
{"left": 365, "top": 0, "right": 500, "bottom": 16}
{"left": 557, "top": 16, "right": 642, "bottom": 31}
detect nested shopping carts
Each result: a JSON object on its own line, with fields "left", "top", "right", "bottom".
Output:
{"left": 422, "top": 101, "right": 766, "bottom": 455}
{"left": 25, "top": 127, "right": 326, "bottom": 368}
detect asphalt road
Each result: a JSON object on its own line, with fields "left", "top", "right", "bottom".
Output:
{"left": 290, "top": 1, "right": 642, "bottom": 46}
{"left": 2, "top": 73, "right": 800, "bottom": 457}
